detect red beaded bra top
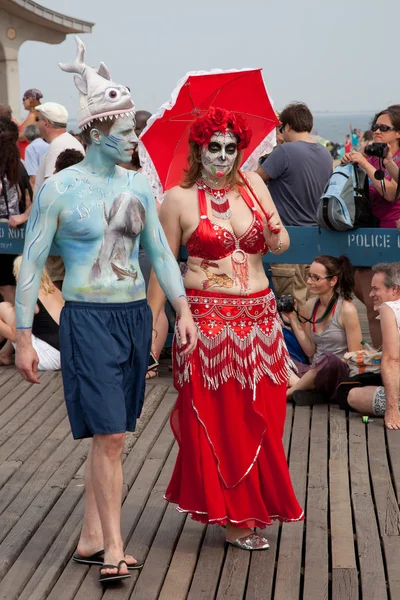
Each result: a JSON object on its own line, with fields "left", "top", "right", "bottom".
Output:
{"left": 185, "top": 183, "right": 269, "bottom": 261}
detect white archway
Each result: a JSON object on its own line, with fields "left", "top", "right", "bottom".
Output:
{"left": 0, "top": 0, "right": 94, "bottom": 116}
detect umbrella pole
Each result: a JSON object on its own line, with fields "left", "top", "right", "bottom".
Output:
{"left": 239, "top": 171, "right": 270, "bottom": 222}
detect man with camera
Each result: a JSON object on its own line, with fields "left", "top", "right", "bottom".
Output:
{"left": 256, "top": 102, "right": 333, "bottom": 306}
{"left": 348, "top": 263, "right": 400, "bottom": 430}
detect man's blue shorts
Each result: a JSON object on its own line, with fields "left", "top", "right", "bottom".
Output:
{"left": 59, "top": 299, "right": 152, "bottom": 439}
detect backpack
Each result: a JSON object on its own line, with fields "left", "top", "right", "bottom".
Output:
{"left": 317, "top": 163, "right": 378, "bottom": 231}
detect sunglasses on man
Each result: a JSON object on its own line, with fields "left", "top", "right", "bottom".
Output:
{"left": 371, "top": 124, "right": 395, "bottom": 133}
{"left": 278, "top": 123, "right": 286, "bottom": 134}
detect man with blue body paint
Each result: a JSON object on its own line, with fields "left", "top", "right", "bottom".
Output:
{"left": 14, "top": 37, "right": 196, "bottom": 584}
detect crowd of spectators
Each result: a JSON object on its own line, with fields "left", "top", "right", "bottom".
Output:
{"left": 1, "top": 90, "right": 400, "bottom": 427}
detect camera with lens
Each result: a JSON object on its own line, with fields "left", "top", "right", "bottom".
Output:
{"left": 276, "top": 295, "right": 295, "bottom": 313}
{"left": 364, "top": 142, "right": 388, "bottom": 159}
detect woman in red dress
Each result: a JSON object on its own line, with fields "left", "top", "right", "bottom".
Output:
{"left": 148, "top": 107, "right": 304, "bottom": 550}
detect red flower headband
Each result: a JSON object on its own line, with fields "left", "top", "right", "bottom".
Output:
{"left": 189, "top": 107, "right": 252, "bottom": 150}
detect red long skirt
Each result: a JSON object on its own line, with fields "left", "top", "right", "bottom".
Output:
{"left": 167, "top": 288, "right": 304, "bottom": 528}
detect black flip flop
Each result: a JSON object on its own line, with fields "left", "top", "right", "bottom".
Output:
{"left": 73, "top": 549, "right": 105, "bottom": 565}
{"left": 73, "top": 549, "right": 143, "bottom": 570}
{"left": 99, "top": 560, "right": 131, "bottom": 584}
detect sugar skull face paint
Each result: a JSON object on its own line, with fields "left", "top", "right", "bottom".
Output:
{"left": 201, "top": 131, "right": 238, "bottom": 179}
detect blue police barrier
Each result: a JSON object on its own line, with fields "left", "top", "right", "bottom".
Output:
{"left": 0, "top": 222, "right": 398, "bottom": 266}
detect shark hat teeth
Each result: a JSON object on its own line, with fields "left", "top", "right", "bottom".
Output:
{"left": 59, "top": 35, "right": 135, "bottom": 130}
{"left": 79, "top": 110, "right": 136, "bottom": 131}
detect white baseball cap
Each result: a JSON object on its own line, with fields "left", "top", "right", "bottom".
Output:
{"left": 36, "top": 102, "right": 68, "bottom": 125}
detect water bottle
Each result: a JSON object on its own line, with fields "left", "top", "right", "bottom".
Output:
{"left": 361, "top": 340, "right": 374, "bottom": 352}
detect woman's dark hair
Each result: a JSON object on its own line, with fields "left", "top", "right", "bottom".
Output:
{"left": 55, "top": 149, "right": 84, "bottom": 173}
{"left": 0, "top": 117, "right": 19, "bottom": 186}
{"left": 181, "top": 140, "right": 243, "bottom": 189}
{"left": 372, "top": 106, "right": 400, "bottom": 147}
{"left": 278, "top": 102, "right": 313, "bottom": 133}
{"left": 313, "top": 254, "right": 354, "bottom": 301}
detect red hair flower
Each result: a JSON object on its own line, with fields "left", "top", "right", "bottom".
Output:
{"left": 189, "top": 107, "right": 252, "bottom": 150}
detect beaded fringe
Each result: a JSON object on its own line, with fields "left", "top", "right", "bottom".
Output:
{"left": 175, "top": 318, "right": 291, "bottom": 391}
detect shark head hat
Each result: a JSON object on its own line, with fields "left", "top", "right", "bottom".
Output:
{"left": 59, "top": 36, "right": 135, "bottom": 130}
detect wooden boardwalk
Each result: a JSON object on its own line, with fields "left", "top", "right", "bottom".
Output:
{"left": 0, "top": 348, "right": 399, "bottom": 598}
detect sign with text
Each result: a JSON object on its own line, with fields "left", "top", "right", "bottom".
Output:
{"left": 0, "top": 222, "right": 58, "bottom": 255}
{"left": 0, "top": 222, "right": 399, "bottom": 266}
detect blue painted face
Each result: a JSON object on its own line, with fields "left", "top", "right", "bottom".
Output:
{"left": 99, "top": 116, "right": 138, "bottom": 164}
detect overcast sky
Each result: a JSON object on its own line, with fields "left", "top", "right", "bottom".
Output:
{"left": 19, "top": 0, "right": 399, "bottom": 121}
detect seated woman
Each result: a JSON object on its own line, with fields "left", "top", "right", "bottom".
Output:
{"left": 284, "top": 255, "right": 363, "bottom": 404}
{"left": 0, "top": 256, "right": 63, "bottom": 369}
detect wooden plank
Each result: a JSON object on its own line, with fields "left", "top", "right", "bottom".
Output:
{"left": 243, "top": 404, "right": 293, "bottom": 600}
{"left": 122, "top": 386, "right": 174, "bottom": 489}
{"left": 0, "top": 377, "right": 63, "bottom": 458}
{"left": 367, "top": 421, "right": 400, "bottom": 598}
{"left": 0, "top": 372, "right": 25, "bottom": 403}
{"left": 3, "top": 401, "right": 66, "bottom": 464}
{"left": 330, "top": 459, "right": 358, "bottom": 570}
{"left": 0, "top": 482, "right": 84, "bottom": 600}
{"left": 273, "top": 406, "right": 310, "bottom": 600}
{"left": 329, "top": 406, "right": 358, "bottom": 600}
{"left": 330, "top": 405, "right": 348, "bottom": 461}
{"left": 386, "top": 429, "right": 400, "bottom": 600}
{"left": 381, "top": 535, "right": 400, "bottom": 600}
{"left": 120, "top": 417, "right": 175, "bottom": 543}
{"left": 0, "top": 461, "right": 22, "bottom": 489}
{"left": 45, "top": 406, "right": 175, "bottom": 600}
{"left": 127, "top": 502, "right": 186, "bottom": 599}
{"left": 303, "top": 405, "right": 329, "bottom": 600}
{"left": 330, "top": 460, "right": 358, "bottom": 600}
{"left": 122, "top": 383, "right": 169, "bottom": 459}
{"left": 348, "top": 413, "right": 387, "bottom": 600}
{"left": 387, "top": 429, "right": 400, "bottom": 501}
{"left": 367, "top": 421, "right": 400, "bottom": 536}
{"left": 159, "top": 519, "right": 206, "bottom": 600}
{"left": 245, "top": 523, "right": 279, "bottom": 600}
{"left": 0, "top": 366, "right": 18, "bottom": 387}
{"left": 0, "top": 372, "right": 58, "bottom": 435}
{"left": 0, "top": 416, "right": 71, "bottom": 518}
{"left": 282, "top": 403, "right": 294, "bottom": 455}
{"left": 217, "top": 546, "right": 250, "bottom": 600}
{"left": 0, "top": 439, "right": 89, "bottom": 579}
{"left": 187, "top": 525, "right": 227, "bottom": 600}
{"left": 0, "top": 373, "right": 43, "bottom": 418}
{"left": 46, "top": 561, "right": 88, "bottom": 600}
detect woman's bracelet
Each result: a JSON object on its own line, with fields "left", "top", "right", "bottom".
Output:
{"left": 269, "top": 237, "right": 283, "bottom": 254}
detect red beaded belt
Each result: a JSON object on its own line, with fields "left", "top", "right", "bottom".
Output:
{"left": 174, "top": 288, "right": 291, "bottom": 390}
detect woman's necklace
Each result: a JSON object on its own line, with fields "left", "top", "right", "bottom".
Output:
{"left": 197, "top": 179, "right": 232, "bottom": 220}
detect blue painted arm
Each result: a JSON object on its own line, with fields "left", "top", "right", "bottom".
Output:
{"left": 139, "top": 178, "right": 186, "bottom": 303}
{"left": 15, "top": 181, "right": 60, "bottom": 329}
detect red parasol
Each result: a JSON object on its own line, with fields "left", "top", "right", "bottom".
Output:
{"left": 140, "top": 69, "right": 279, "bottom": 191}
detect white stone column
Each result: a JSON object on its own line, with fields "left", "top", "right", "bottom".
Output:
{"left": 0, "top": 45, "right": 20, "bottom": 118}
{"left": 0, "top": 8, "right": 23, "bottom": 118}
{"left": 0, "top": 7, "right": 65, "bottom": 119}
